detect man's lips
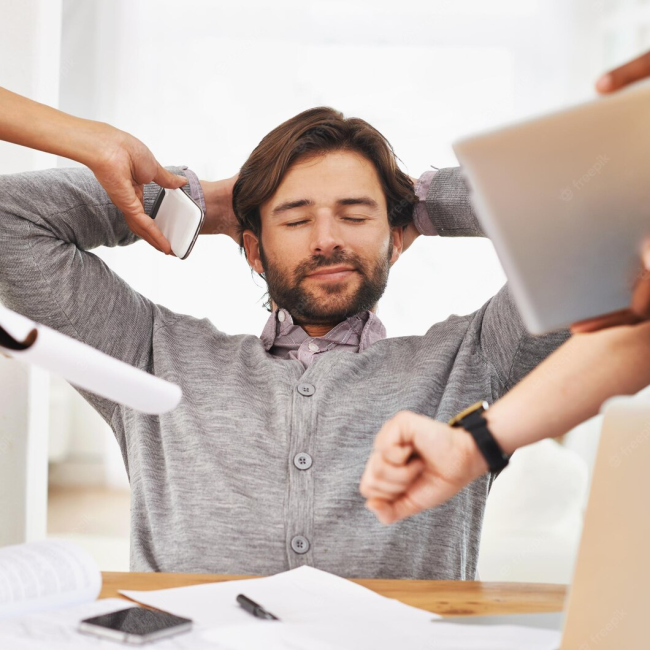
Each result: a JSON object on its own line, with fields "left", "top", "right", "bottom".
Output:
{"left": 305, "top": 266, "right": 358, "bottom": 281}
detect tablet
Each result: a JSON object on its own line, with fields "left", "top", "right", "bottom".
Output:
{"left": 453, "top": 79, "right": 650, "bottom": 334}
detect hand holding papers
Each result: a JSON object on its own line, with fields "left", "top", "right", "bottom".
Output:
{"left": 0, "top": 304, "right": 181, "bottom": 414}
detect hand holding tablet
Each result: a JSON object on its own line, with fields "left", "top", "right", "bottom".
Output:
{"left": 454, "top": 75, "right": 650, "bottom": 334}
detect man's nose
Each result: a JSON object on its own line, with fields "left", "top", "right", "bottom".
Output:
{"left": 309, "top": 214, "right": 344, "bottom": 257}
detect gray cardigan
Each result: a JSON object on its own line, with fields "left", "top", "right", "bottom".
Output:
{"left": 0, "top": 166, "right": 567, "bottom": 579}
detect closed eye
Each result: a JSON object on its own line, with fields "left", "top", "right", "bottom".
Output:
{"left": 285, "top": 217, "right": 368, "bottom": 228}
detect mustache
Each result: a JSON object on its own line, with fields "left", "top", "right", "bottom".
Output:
{"left": 294, "top": 251, "right": 364, "bottom": 280}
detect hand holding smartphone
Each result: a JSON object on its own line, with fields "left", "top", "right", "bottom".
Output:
{"left": 150, "top": 187, "right": 204, "bottom": 259}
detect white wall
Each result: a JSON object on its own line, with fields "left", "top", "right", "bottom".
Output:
{"left": 0, "top": 0, "right": 62, "bottom": 173}
{"left": 0, "top": 0, "right": 62, "bottom": 545}
{"left": 53, "top": 0, "right": 640, "bottom": 341}
{"left": 57, "top": 0, "right": 599, "bottom": 341}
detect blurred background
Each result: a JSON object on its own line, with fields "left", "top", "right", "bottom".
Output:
{"left": 0, "top": 0, "right": 649, "bottom": 581}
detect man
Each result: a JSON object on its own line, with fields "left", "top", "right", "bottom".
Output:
{"left": 0, "top": 102, "right": 566, "bottom": 580}
{"left": 360, "top": 51, "right": 650, "bottom": 525}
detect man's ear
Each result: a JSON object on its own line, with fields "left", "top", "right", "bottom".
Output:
{"left": 389, "top": 226, "right": 404, "bottom": 266}
{"left": 242, "top": 230, "right": 265, "bottom": 275}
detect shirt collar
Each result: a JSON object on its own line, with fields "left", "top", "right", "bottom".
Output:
{"left": 260, "top": 307, "right": 386, "bottom": 353}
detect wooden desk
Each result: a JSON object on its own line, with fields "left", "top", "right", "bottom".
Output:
{"left": 101, "top": 572, "right": 567, "bottom": 617}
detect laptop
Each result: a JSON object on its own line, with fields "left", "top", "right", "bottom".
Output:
{"left": 440, "top": 397, "right": 650, "bottom": 649}
{"left": 453, "top": 80, "right": 650, "bottom": 335}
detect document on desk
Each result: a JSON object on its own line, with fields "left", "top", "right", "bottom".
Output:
{"left": 121, "top": 566, "right": 561, "bottom": 650}
{"left": 0, "top": 304, "right": 182, "bottom": 414}
{"left": 0, "top": 540, "right": 101, "bottom": 619}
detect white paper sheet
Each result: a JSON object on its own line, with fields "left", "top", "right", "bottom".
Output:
{"left": 120, "top": 565, "right": 436, "bottom": 628}
{"left": 205, "top": 619, "right": 561, "bottom": 650}
{"left": 121, "top": 566, "right": 562, "bottom": 650}
{"left": 0, "top": 540, "right": 101, "bottom": 619}
{"left": 0, "top": 304, "right": 182, "bottom": 414}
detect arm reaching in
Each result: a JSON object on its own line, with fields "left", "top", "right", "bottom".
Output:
{"left": 360, "top": 318, "right": 650, "bottom": 523}
{"left": 596, "top": 50, "right": 650, "bottom": 93}
{"left": 361, "top": 53, "right": 650, "bottom": 524}
{"left": 0, "top": 86, "right": 187, "bottom": 253}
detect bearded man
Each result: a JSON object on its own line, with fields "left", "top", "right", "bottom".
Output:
{"left": 0, "top": 107, "right": 566, "bottom": 579}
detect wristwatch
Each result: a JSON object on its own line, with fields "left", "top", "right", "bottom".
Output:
{"left": 448, "top": 401, "right": 510, "bottom": 473}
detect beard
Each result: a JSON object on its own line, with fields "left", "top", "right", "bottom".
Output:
{"left": 260, "top": 240, "right": 393, "bottom": 326}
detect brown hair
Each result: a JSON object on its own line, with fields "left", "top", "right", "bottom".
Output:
{"left": 232, "top": 107, "right": 417, "bottom": 248}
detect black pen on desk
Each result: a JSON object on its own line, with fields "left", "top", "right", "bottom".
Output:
{"left": 236, "top": 594, "right": 280, "bottom": 621}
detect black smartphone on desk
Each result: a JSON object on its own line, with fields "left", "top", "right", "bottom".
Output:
{"left": 78, "top": 607, "right": 192, "bottom": 645}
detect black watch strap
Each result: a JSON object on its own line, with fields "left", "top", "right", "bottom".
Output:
{"left": 449, "top": 401, "right": 510, "bottom": 473}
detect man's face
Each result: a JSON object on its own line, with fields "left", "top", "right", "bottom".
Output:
{"left": 243, "top": 151, "right": 402, "bottom": 325}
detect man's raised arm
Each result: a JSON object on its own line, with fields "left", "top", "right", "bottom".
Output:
{"left": 0, "top": 166, "right": 197, "bottom": 418}
{"left": 416, "top": 167, "right": 485, "bottom": 238}
{"left": 400, "top": 167, "right": 484, "bottom": 252}
{"left": 410, "top": 166, "right": 568, "bottom": 394}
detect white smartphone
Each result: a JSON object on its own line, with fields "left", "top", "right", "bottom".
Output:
{"left": 150, "top": 187, "right": 205, "bottom": 260}
{"left": 78, "top": 607, "right": 192, "bottom": 645}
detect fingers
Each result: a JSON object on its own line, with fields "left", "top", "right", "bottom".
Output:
{"left": 366, "top": 494, "right": 425, "bottom": 525}
{"left": 153, "top": 163, "right": 187, "bottom": 190}
{"left": 361, "top": 411, "right": 444, "bottom": 499}
{"left": 596, "top": 50, "right": 650, "bottom": 93}
{"left": 572, "top": 243, "right": 650, "bottom": 332}
{"left": 365, "top": 498, "right": 404, "bottom": 525}
{"left": 642, "top": 240, "right": 650, "bottom": 271}
{"left": 106, "top": 179, "right": 172, "bottom": 254}
{"left": 362, "top": 412, "right": 490, "bottom": 524}
{"left": 134, "top": 214, "right": 172, "bottom": 255}
{"left": 380, "top": 442, "right": 415, "bottom": 467}
{"left": 631, "top": 243, "right": 650, "bottom": 320}
{"left": 570, "top": 309, "right": 641, "bottom": 334}
{"left": 90, "top": 131, "right": 180, "bottom": 254}
{"left": 366, "top": 476, "right": 441, "bottom": 524}
{"left": 360, "top": 410, "right": 450, "bottom": 504}
{"left": 134, "top": 184, "right": 144, "bottom": 206}
{"left": 360, "top": 457, "right": 424, "bottom": 500}
{"left": 367, "top": 469, "right": 464, "bottom": 524}
{"left": 631, "top": 276, "right": 650, "bottom": 320}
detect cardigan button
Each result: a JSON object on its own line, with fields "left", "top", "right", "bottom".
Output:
{"left": 297, "top": 383, "right": 315, "bottom": 396}
{"left": 291, "top": 535, "right": 310, "bottom": 554}
{"left": 293, "top": 453, "right": 313, "bottom": 470}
